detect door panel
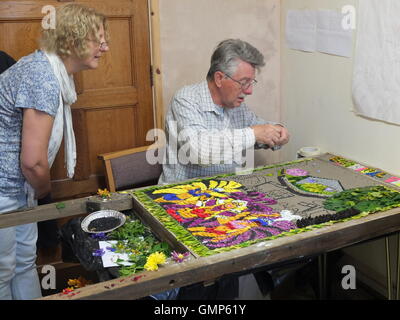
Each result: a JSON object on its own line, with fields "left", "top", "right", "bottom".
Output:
{"left": 0, "top": 0, "right": 154, "bottom": 200}
{"left": 82, "top": 18, "right": 133, "bottom": 90}
{"left": 85, "top": 106, "right": 138, "bottom": 173}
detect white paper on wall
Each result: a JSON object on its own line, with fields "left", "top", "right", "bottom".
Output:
{"left": 353, "top": 0, "right": 400, "bottom": 124}
{"left": 286, "top": 9, "right": 353, "bottom": 58}
{"left": 286, "top": 10, "right": 317, "bottom": 52}
{"left": 316, "top": 10, "right": 353, "bottom": 58}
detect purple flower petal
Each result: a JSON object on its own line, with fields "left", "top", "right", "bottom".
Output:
{"left": 92, "top": 248, "right": 105, "bottom": 257}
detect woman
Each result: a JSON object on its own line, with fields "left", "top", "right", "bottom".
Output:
{"left": 0, "top": 3, "right": 109, "bottom": 300}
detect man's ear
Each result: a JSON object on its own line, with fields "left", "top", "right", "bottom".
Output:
{"left": 214, "top": 71, "right": 225, "bottom": 88}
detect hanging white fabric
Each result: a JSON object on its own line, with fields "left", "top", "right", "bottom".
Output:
{"left": 352, "top": 0, "right": 400, "bottom": 124}
{"left": 44, "top": 51, "right": 77, "bottom": 175}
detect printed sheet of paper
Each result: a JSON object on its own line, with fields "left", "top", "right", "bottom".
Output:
{"left": 316, "top": 10, "right": 353, "bottom": 57}
{"left": 286, "top": 9, "right": 353, "bottom": 57}
{"left": 99, "top": 240, "right": 132, "bottom": 268}
{"left": 286, "top": 10, "right": 316, "bottom": 52}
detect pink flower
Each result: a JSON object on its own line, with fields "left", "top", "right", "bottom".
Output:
{"left": 171, "top": 251, "right": 190, "bottom": 263}
{"left": 285, "top": 168, "right": 308, "bottom": 176}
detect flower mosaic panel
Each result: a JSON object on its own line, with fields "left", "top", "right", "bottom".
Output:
{"left": 133, "top": 157, "right": 400, "bottom": 256}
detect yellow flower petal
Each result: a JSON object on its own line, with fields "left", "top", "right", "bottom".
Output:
{"left": 153, "top": 187, "right": 188, "bottom": 194}
{"left": 226, "top": 181, "right": 242, "bottom": 189}
{"left": 217, "top": 181, "right": 228, "bottom": 188}
{"left": 208, "top": 180, "right": 218, "bottom": 189}
{"left": 192, "top": 182, "right": 208, "bottom": 190}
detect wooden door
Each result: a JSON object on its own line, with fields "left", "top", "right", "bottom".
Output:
{"left": 0, "top": 0, "right": 154, "bottom": 201}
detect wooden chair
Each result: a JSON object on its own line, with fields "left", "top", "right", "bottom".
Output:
{"left": 98, "top": 144, "right": 164, "bottom": 192}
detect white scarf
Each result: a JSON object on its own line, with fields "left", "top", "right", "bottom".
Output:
{"left": 25, "top": 50, "right": 77, "bottom": 207}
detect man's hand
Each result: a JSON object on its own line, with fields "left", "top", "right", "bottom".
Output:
{"left": 251, "top": 124, "right": 290, "bottom": 148}
{"left": 276, "top": 125, "right": 290, "bottom": 146}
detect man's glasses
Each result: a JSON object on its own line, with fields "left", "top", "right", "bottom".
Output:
{"left": 224, "top": 73, "right": 257, "bottom": 90}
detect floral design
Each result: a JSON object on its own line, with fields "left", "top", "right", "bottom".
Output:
{"left": 329, "top": 156, "right": 356, "bottom": 168}
{"left": 282, "top": 170, "right": 342, "bottom": 196}
{"left": 133, "top": 158, "right": 400, "bottom": 257}
{"left": 147, "top": 180, "right": 296, "bottom": 252}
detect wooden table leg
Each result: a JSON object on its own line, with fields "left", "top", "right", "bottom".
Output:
{"left": 318, "top": 253, "right": 327, "bottom": 299}
{"left": 385, "top": 236, "right": 392, "bottom": 300}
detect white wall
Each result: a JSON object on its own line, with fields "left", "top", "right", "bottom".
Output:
{"left": 281, "top": 0, "right": 400, "bottom": 173}
{"left": 281, "top": 0, "right": 399, "bottom": 295}
{"left": 158, "top": 0, "right": 282, "bottom": 166}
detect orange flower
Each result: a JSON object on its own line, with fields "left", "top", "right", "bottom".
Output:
{"left": 97, "top": 188, "right": 111, "bottom": 199}
{"left": 67, "top": 276, "right": 91, "bottom": 289}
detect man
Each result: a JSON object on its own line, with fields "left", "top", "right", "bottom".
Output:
{"left": 159, "top": 38, "right": 289, "bottom": 184}
{"left": 159, "top": 39, "right": 290, "bottom": 299}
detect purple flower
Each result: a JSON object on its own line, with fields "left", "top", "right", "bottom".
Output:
{"left": 171, "top": 251, "right": 190, "bottom": 263}
{"left": 219, "top": 211, "right": 237, "bottom": 217}
{"left": 253, "top": 228, "right": 271, "bottom": 239}
{"left": 187, "top": 218, "right": 210, "bottom": 228}
{"left": 263, "top": 227, "right": 281, "bottom": 236}
{"left": 211, "top": 205, "right": 226, "bottom": 211}
{"left": 205, "top": 199, "right": 217, "bottom": 206}
{"left": 271, "top": 220, "right": 296, "bottom": 231}
{"left": 106, "top": 246, "right": 116, "bottom": 252}
{"left": 92, "top": 249, "right": 105, "bottom": 257}
{"left": 90, "top": 233, "right": 108, "bottom": 240}
{"left": 286, "top": 168, "right": 308, "bottom": 177}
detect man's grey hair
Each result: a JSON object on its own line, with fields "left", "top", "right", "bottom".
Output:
{"left": 206, "top": 39, "right": 265, "bottom": 81}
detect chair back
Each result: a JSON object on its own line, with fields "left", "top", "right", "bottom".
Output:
{"left": 98, "top": 144, "right": 163, "bottom": 192}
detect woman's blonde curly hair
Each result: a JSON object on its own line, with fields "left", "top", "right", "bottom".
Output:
{"left": 40, "top": 3, "right": 109, "bottom": 59}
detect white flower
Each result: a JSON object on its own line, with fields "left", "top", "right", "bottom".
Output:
{"left": 276, "top": 210, "right": 302, "bottom": 221}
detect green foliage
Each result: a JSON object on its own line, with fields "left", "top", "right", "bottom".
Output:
{"left": 286, "top": 174, "right": 336, "bottom": 195}
{"left": 55, "top": 202, "right": 65, "bottom": 209}
{"left": 323, "top": 186, "right": 400, "bottom": 213}
{"left": 108, "top": 217, "right": 170, "bottom": 277}
{"left": 109, "top": 218, "right": 147, "bottom": 240}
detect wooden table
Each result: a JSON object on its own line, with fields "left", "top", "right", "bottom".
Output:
{"left": 1, "top": 154, "right": 400, "bottom": 300}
